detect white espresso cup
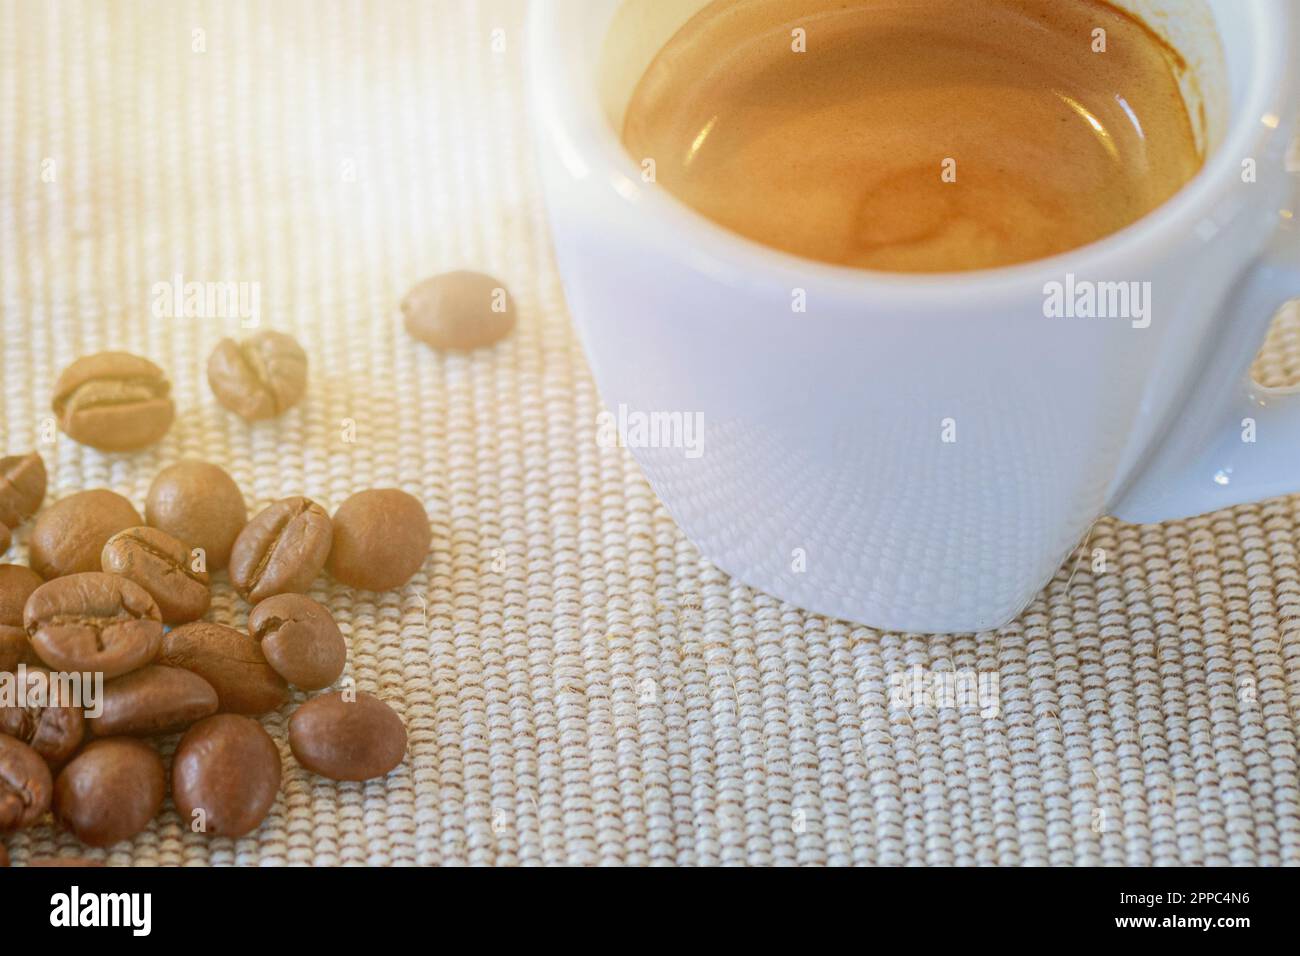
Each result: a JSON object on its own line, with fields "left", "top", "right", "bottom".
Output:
{"left": 529, "top": 0, "right": 1300, "bottom": 633}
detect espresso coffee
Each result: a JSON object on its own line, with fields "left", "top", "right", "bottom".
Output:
{"left": 622, "top": 0, "right": 1204, "bottom": 272}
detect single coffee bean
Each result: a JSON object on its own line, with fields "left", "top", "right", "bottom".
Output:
{"left": 101, "top": 526, "right": 211, "bottom": 625}
{"left": 228, "top": 496, "right": 332, "bottom": 602}
{"left": 0, "top": 668, "right": 85, "bottom": 770}
{"left": 0, "top": 451, "right": 48, "bottom": 529}
{"left": 89, "top": 665, "right": 219, "bottom": 737}
{"left": 248, "top": 593, "right": 347, "bottom": 690}
{"left": 145, "top": 460, "right": 247, "bottom": 570}
{"left": 401, "top": 271, "right": 516, "bottom": 350}
{"left": 29, "top": 489, "right": 143, "bottom": 579}
{"left": 0, "top": 842, "right": 7, "bottom": 866}
{"left": 207, "top": 330, "right": 308, "bottom": 421}
{"left": 0, "top": 734, "right": 52, "bottom": 830}
{"left": 289, "top": 691, "right": 407, "bottom": 781}
{"left": 53, "top": 738, "right": 164, "bottom": 847}
{"left": 0, "top": 524, "right": 9, "bottom": 557}
{"left": 326, "top": 489, "right": 431, "bottom": 591}
{"left": 173, "top": 714, "right": 281, "bottom": 837}
{"left": 24, "top": 572, "right": 163, "bottom": 679}
{"left": 51, "top": 352, "right": 174, "bottom": 451}
{"left": 161, "top": 622, "right": 288, "bottom": 715}
{"left": 0, "top": 564, "right": 43, "bottom": 672}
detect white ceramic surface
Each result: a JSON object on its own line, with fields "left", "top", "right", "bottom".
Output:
{"left": 528, "top": 0, "right": 1300, "bottom": 633}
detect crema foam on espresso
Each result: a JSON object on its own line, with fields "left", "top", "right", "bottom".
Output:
{"left": 622, "top": 0, "right": 1204, "bottom": 272}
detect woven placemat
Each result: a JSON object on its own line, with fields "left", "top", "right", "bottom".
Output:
{"left": 2, "top": 0, "right": 1298, "bottom": 866}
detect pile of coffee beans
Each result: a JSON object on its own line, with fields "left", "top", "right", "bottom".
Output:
{"left": 1, "top": 277, "right": 514, "bottom": 864}
{"left": 1, "top": 449, "right": 422, "bottom": 862}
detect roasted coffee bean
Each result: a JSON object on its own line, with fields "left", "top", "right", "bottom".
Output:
{"left": 228, "top": 496, "right": 332, "bottom": 602}
{"left": 53, "top": 738, "right": 164, "bottom": 847}
{"left": 145, "top": 460, "right": 247, "bottom": 570}
{"left": 173, "top": 714, "right": 281, "bottom": 837}
{"left": 89, "top": 665, "right": 219, "bottom": 738}
{"left": 24, "top": 572, "right": 163, "bottom": 679}
{"left": 326, "top": 489, "right": 430, "bottom": 591}
{"left": 0, "top": 630, "right": 31, "bottom": 677}
{"left": 0, "top": 734, "right": 52, "bottom": 831}
{"left": 161, "top": 622, "right": 288, "bottom": 715}
{"left": 51, "top": 352, "right": 174, "bottom": 451}
{"left": 207, "top": 330, "right": 308, "bottom": 421}
{"left": 0, "top": 842, "right": 7, "bottom": 866}
{"left": 0, "top": 668, "right": 86, "bottom": 770}
{"left": 29, "top": 490, "right": 143, "bottom": 579}
{"left": 0, "top": 523, "right": 9, "bottom": 557}
{"left": 0, "top": 451, "right": 47, "bottom": 529}
{"left": 101, "top": 526, "right": 211, "bottom": 625}
{"left": 0, "top": 565, "right": 38, "bottom": 627}
{"left": 0, "top": 640, "right": 35, "bottom": 675}
{"left": 289, "top": 691, "right": 406, "bottom": 781}
{"left": 401, "top": 271, "right": 516, "bottom": 350}
{"left": 0, "top": 564, "right": 43, "bottom": 672}
{"left": 248, "top": 593, "right": 346, "bottom": 690}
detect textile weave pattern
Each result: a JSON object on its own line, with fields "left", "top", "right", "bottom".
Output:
{"left": 1, "top": 0, "right": 1298, "bottom": 865}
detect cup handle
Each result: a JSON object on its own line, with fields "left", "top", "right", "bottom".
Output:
{"left": 1110, "top": 212, "right": 1300, "bottom": 523}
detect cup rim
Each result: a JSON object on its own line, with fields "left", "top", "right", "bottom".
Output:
{"left": 530, "top": 0, "right": 1296, "bottom": 300}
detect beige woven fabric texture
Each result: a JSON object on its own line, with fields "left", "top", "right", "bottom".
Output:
{"left": 3, "top": 0, "right": 1299, "bottom": 866}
